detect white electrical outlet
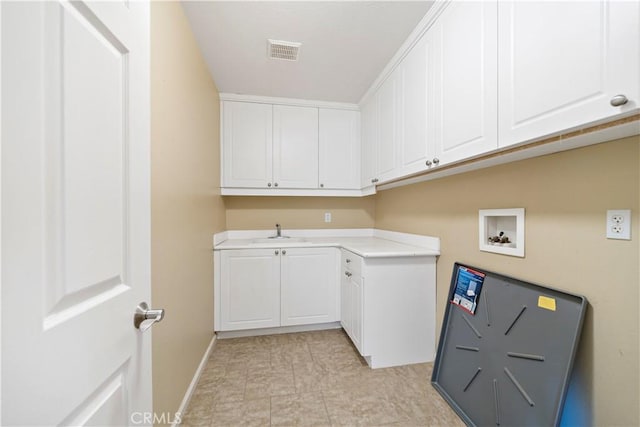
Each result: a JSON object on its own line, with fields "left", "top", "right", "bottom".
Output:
{"left": 606, "top": 210, "right": 631, "bottom": 240}
{"left": 324, "top": 212, "right": 332, "bottom": 223}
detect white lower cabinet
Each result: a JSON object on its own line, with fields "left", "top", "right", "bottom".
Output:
{"left": 218, "top": 247, "right": 339, "bottom": 331}
{"left": 217, "top": 245, "right": 437, "bottom": 368}
{"left": 340, "top": 249, "right": 436, "bottom": 368}
{"left": 281, "top": 247, "right": 340, "bottom": 326}
{"left": 340, "top": 253, "right": 363, "bottom": 353}
{"left": 219, "top": 249, "right": 280, "bottom": 331}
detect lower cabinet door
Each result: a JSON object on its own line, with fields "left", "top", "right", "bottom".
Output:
{"left": 281, "top": 247, "right": 339, "bottom": 326}
{"left": 220, "top": 249, "right": 280, "bottom": 330}
{"left": 340, "top": 269, "right": 352, "bottom": 334}
{"left": 350, "top": 274, "right": 364, "bottom": 354}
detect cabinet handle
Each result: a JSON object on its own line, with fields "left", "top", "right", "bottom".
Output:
{"left": 610, "top": 94, "right": 628, "bottom": 107}
{"left": 425, "top": 160, "right": 432, "bottom": 167}
{"left": 344, "top": 271, "right": 352, "bottom": 277}
{"left": 433, "top": 158, "right": 440, "bottom": 165}
{"left": 282, "top": 250, "right": 286, "bottom": 255}
{"left": 346, "top": 259, "right": 351, "bottom": 263}
{"left": 371, "top": 178, "right": 379, "bottom": 184}
{"left": 320, "top": 183, "right": 324, "bottom": 188}
{"left": 274, "top": 182, "right": 279, "bottom": 187}
{"left": 267, "top": 182, "right": 272, "bottom": 187}
{"left": 275, "top": 250, "right": 279, "bottom": 255}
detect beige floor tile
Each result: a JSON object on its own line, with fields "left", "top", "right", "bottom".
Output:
{"left": 200, "top": 370, "right": 247, "bottom": 404}
{"left": 185, "top": 330, "right": 463, "bottom": 427}
{"left": 210, "top": 398, "right": 270, "bottom": 427}
{"left": 311, "top": 349, "right": 367, "bottom": 373}
{"left": 245, "top": 364, "right": 296, "bottom": 400}
{"left": 180, "top": 393, "right": 214, "bottom": 427}
{"left": 292, "top": 361, "right": 328, "bottom": 393}
{"left": 271, "top": 342, "right": 313, "bottom": 366}
{"left": 270, "top": 392, "right": 331, "bottom": 426}
{"left": 322, "top": 388, "right": 409, "bottom": 426}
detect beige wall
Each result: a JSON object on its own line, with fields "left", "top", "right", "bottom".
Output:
{"left": 375, "top": 136, "right": 640, "bottom": 426}
{"left": 151, "top": 2, "right": 226, "bottom": 420}
{"left": 225, "top": 196, "right": 375, "bottom": 230}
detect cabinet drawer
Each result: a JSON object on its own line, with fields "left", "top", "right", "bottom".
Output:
{"left": 341, "top": 249, "right": 362, "bottom": 276}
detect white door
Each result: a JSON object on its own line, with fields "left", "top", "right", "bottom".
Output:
{"left": 398, "top": 32, "right": 434, "bottom": 176}
{"left": 1, "top": 1, "right": 152, "bottom": 425}
{"left": 376, "top": 71, "right": 399, "bottom": 182}
{"left": 273, "top": 105, "right": 319, "bottom": 189}
{"left": 280, "top": 248, "right": 339, "bottom": 327}
{"left": 220, "top": 249, "right": 280, "bottom": 331}
{"left": 350, "top": 274, "right": 364, "bottom": 354}
{"left": 318, "top": 109, "right": 360, "bottom": 190}
{"left": 360, "top": 97, "right": 378, "bottom": 188}
{"left": 432, "top": 1, "right": 498, "bottom": 165}
{"left": 498, "top": 1, "right": 640, "bottom": 147}
{"left": 222, "top": 101, "right": 274, "bottom": 188}
{"left": 340, "top": 267, "right": 351, "bottom": 334}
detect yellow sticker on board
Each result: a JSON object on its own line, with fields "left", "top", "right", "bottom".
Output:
{"left": 538, "top": 296, "right": 556, "bottom": 311}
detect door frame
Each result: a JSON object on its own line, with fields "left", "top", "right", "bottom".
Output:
{"left": 0, "top": 1, "right": 4, "bottom": 421}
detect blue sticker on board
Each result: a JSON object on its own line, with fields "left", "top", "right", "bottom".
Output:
{"left": 451, "top": 266, "right": 486, "bottom": 315}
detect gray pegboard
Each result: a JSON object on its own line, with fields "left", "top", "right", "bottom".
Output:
{"left": 432, "top": 263, "right": 587, "bottom": 427}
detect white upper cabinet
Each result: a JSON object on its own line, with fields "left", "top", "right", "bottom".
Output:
{"left": 398, "top": 31, "right": 434, "bottom": 176}
{"left": 376, "top": 70, "right": 400, "bottom": 182}
{"left": 273, "top": 105, "right": 319, "bottom": 189}
{"left": 222, "top": 101, "right": 273, "bottom": 188}
{"left": 221, "top": 97, "right": 363, "bottom": 194}
{"left": 319, "top": 109, "right": 361, "bottom": 189}
{"left": 498, "top": 1, "right": 640, "bottom": 147}
{"left": 360, "top": 96, "right": 379, "bottom": 187}
{"left": 432, "top": 1, "right": 498, "bottom": 165}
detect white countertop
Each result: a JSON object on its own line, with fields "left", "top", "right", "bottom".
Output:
{"left": 213, "top": 229, "right": 440, "bottom": 258}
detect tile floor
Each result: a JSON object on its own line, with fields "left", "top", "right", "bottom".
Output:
{"left": 181, "top": 328, "right": 464, "bottom": 426}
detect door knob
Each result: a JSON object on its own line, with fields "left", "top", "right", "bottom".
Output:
{"left": 134, "top": 302, "right": 165, "bottom": 332}
{"left": 425, "top": 160, "right": 432, "bottom": 167}
{"left": 433, "top": 158, "right": 440, "bottom": 165}
{"left": 610, "top": 94, "right": 628, "bottom": 107}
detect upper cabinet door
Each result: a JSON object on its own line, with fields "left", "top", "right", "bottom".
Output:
{"left": 398, "top": 32, "right": 434, "bottom": 176}
{"left": 377, "top": 70, "right": 400, "bottom": 181}
{"left": 360, "top": 96, "right": 379, "bottom": 187}
{"left": 433, "top": 1, "right": 498, "bottom": 165}
{"left": 319, "top": 109, "right": 361, "bottom": 189}
{"left": 273, "top": 105, "right": 319, "bottom": 189}
{"left": 498, "top": 1, "right": 640, "bottom": 147}
{"left": 222, "top": 101, "right": 273, "bottom": 188}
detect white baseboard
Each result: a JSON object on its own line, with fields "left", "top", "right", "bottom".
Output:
{"left": 173, "top": 334, "right": 217, "bottom": 426}
{"left": 216, "top": 322, "right": 342, "bottom": 339}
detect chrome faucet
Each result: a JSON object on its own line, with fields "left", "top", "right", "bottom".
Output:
{"left": 276, "top": 223, "right": 282, "bottom": 238}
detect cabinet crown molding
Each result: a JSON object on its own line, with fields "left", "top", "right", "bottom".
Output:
{"left": 220, "top": 93, "right": 360, "bottom": 111}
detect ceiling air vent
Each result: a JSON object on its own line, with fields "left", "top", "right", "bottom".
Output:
{"left": 267, "top": 39, "right": 301, "bottom": 61}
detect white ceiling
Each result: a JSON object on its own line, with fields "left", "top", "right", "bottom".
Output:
{"left": 182, "top": 1, "right": 433, "bottom": 104}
